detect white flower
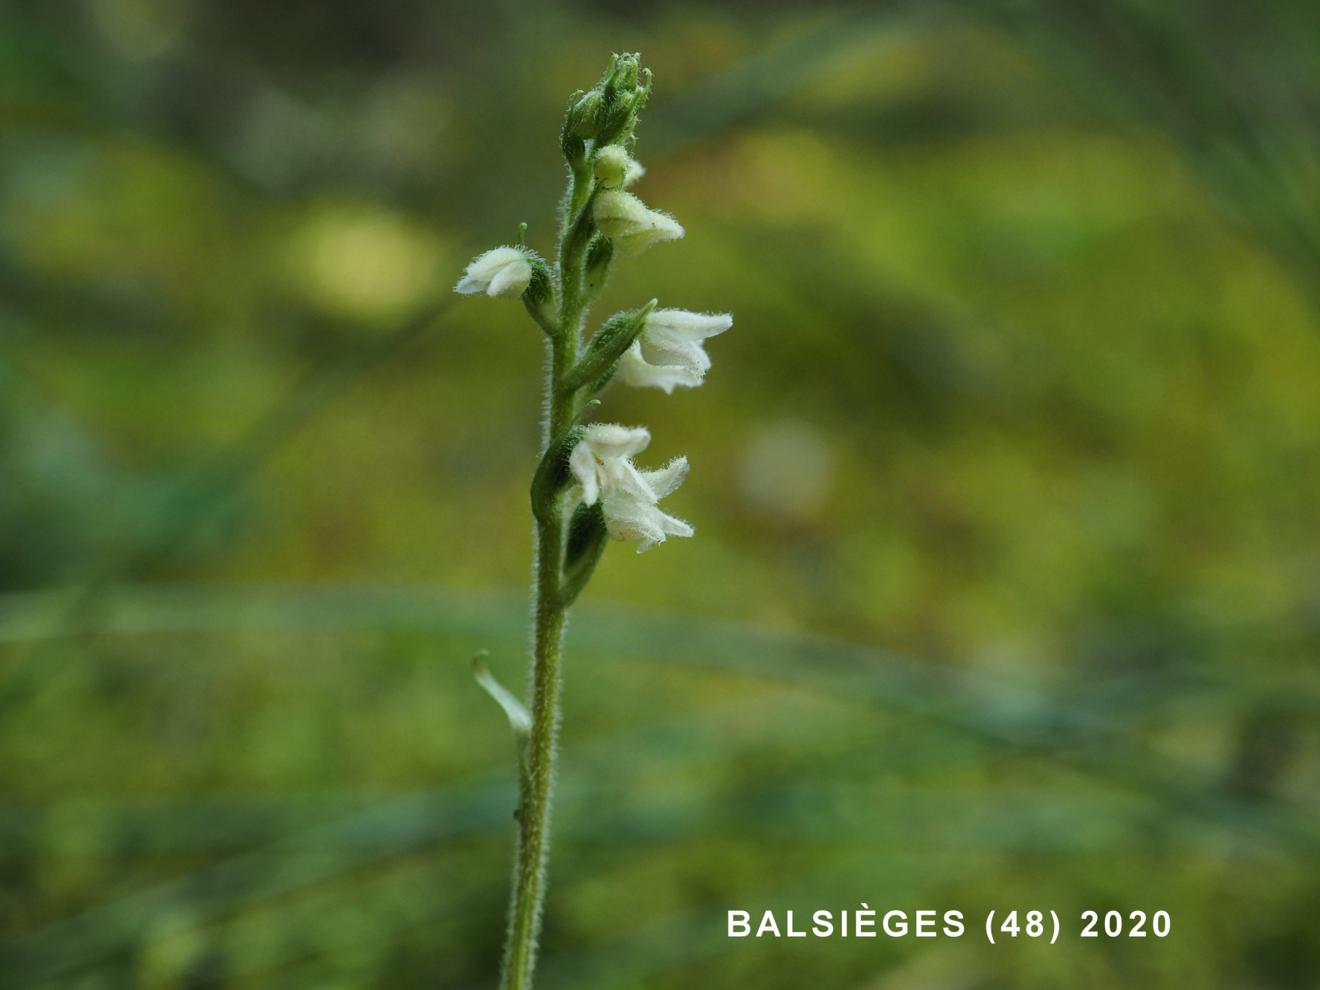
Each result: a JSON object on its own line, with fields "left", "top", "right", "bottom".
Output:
{"left": 593, "top": 145, "right": 645, "bottom": 190}
{"left": 454, "top": 246, "right": 532, "bottom": 298}
{"left": 568, "top": 423, "right": 693, "bottom": 552}
{"left": 592, "top": 190, "right": 683, "bottom": 255}
{"left": 619, "top": 309, "right": 733, "bottom": 393}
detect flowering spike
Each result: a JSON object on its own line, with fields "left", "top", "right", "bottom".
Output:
{"left": 456, "top": 53, "right": 733, "bottom": 990}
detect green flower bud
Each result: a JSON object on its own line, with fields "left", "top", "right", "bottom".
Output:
{"left": 560, "top": 502, "right": 608, "bottom": 606}
{"left": 584, "top": 53, "right": 652, "bottom": 147}
{"left": 530, "top": 426, "right": 584, "bottom": 522}
{"left": 596, "top": 96, "right": 638, "bottom": 146}
{"left": 566, "top": 89, "right": 603, "bottom": 139}
{"left": 560, "top": 300, "right": 656, "bottom": 393}
{"left": 609, "top": 54, "right": 640, "bottom": 92}
{"left": 521, "top": 251, "right": 556, "bottom": 335}
{"left": 584, "top": 235, "right": 614, "bottom": 295}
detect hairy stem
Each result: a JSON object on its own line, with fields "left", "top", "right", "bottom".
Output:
{"left": 499, "top": 166, "right": 589, "bottom": 990}
{"left": 500, "top": 497, "right": 565, "bottom": 990}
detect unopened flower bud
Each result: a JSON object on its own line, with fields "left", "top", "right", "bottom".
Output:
{"left": 567, "top": 90, "right": 603, "bottom": 139}
{"left": 592, "top": 190, "right": 683, "bottom": 255}
{"left": 593, "top": 145, "right": 645, "bottom": 190}
{"left": 454, "top": 246, "right": 533, "bottom": 298}
{"left": 584, "top": 235, "right": 614, "bottom": 295}
{"left": 607, "top": 53, "right": 641, "bottom": 92}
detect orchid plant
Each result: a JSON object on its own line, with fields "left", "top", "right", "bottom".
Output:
{"left": 455, "top": 53, "right": 732, "bottom": 989}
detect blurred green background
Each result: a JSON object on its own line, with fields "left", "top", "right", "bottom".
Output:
{"left": 2, "top": 1, "right": 1319, "bottom": 987}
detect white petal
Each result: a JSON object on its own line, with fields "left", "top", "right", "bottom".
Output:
{"left": 640, "top": 457, "right": 689, "bottom": 499}
{"left": 616, "top": 210, "right": 684, "bottom": 255}
{"left": 646, "top": 309, "right": 733, "bottom": 341}
{"left": 568, "top": 442, "right": 600, "bottom": 506}
{"left": 593, "top": 191, "right": 650, "bottom": 238}
{"left": 601, "top": 495, "right": 667, "bottom": 544}
{"left": 620, "top": 504, "right": 693, "bottom": 553}
{"left": 620, "top": 458, "right": 661, "bottom": 499}
{"left": 638, "top": 337, "right": 709, "bottom": 378}
{"left": 599, "top": 496, "right": 651, "bottom": 535}
{"left": 487, "top": 259, "right": 531, "bottom": 297}
{"left": 583, "top": 423, "right": 650, "bottom": 459}
{"left": 455, "top": 246, "right": 529, "bottom": 297}
{"left": 619, "top": 342, "right": 702, "bottom": 393}
{"left": 594, "top": 455, "right": 657, "bottom": 502}
{"left": 598, "top": 477, "right": 693, "bottom": 551}
{"left": 469, "top": 246, "right": 523, "bottom": 279}
{"left": 656, "top": 510, "right": 694, "bottom": 539}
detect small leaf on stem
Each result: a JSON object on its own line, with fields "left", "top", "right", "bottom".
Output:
{"left": 472, "top": 651, "right": 531, "bottom": 739}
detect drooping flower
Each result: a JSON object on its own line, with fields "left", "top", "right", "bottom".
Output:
{"left": 593, "top": 145, "right": 646, "bottom": 190}
{"left": 454, "top": 246, "right": 533, "bottom": 298}
{"left": 592, "top": 190, "right": 683, "bottom": 255}
{"left": 568, "top": 423, "right": 693, "bottom": 552}
{"left": 618, "top": 309, "right": 733, "bottom": 393}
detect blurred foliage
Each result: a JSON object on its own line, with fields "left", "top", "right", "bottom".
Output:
{"left": 1, "top": 1, "right": 1319, "bottom": 987}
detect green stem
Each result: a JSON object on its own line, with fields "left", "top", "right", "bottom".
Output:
{"left": 499, "top": 495, "right": 566, "bottom": 990}
{"left": 498, "top": 166, "right": 590, "bottom": 990}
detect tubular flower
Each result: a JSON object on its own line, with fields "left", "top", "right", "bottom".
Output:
{"left": 568, "top": 423, "right": 693, "bottom": 552}
{"left": 454, "top": 246, "right": 533, "bottom": 298}
{"left": 592, "top": 190, "right": 683, "bottom": 255}
{"left": 619, "top": 308, "right": 733, "bottom": 393}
